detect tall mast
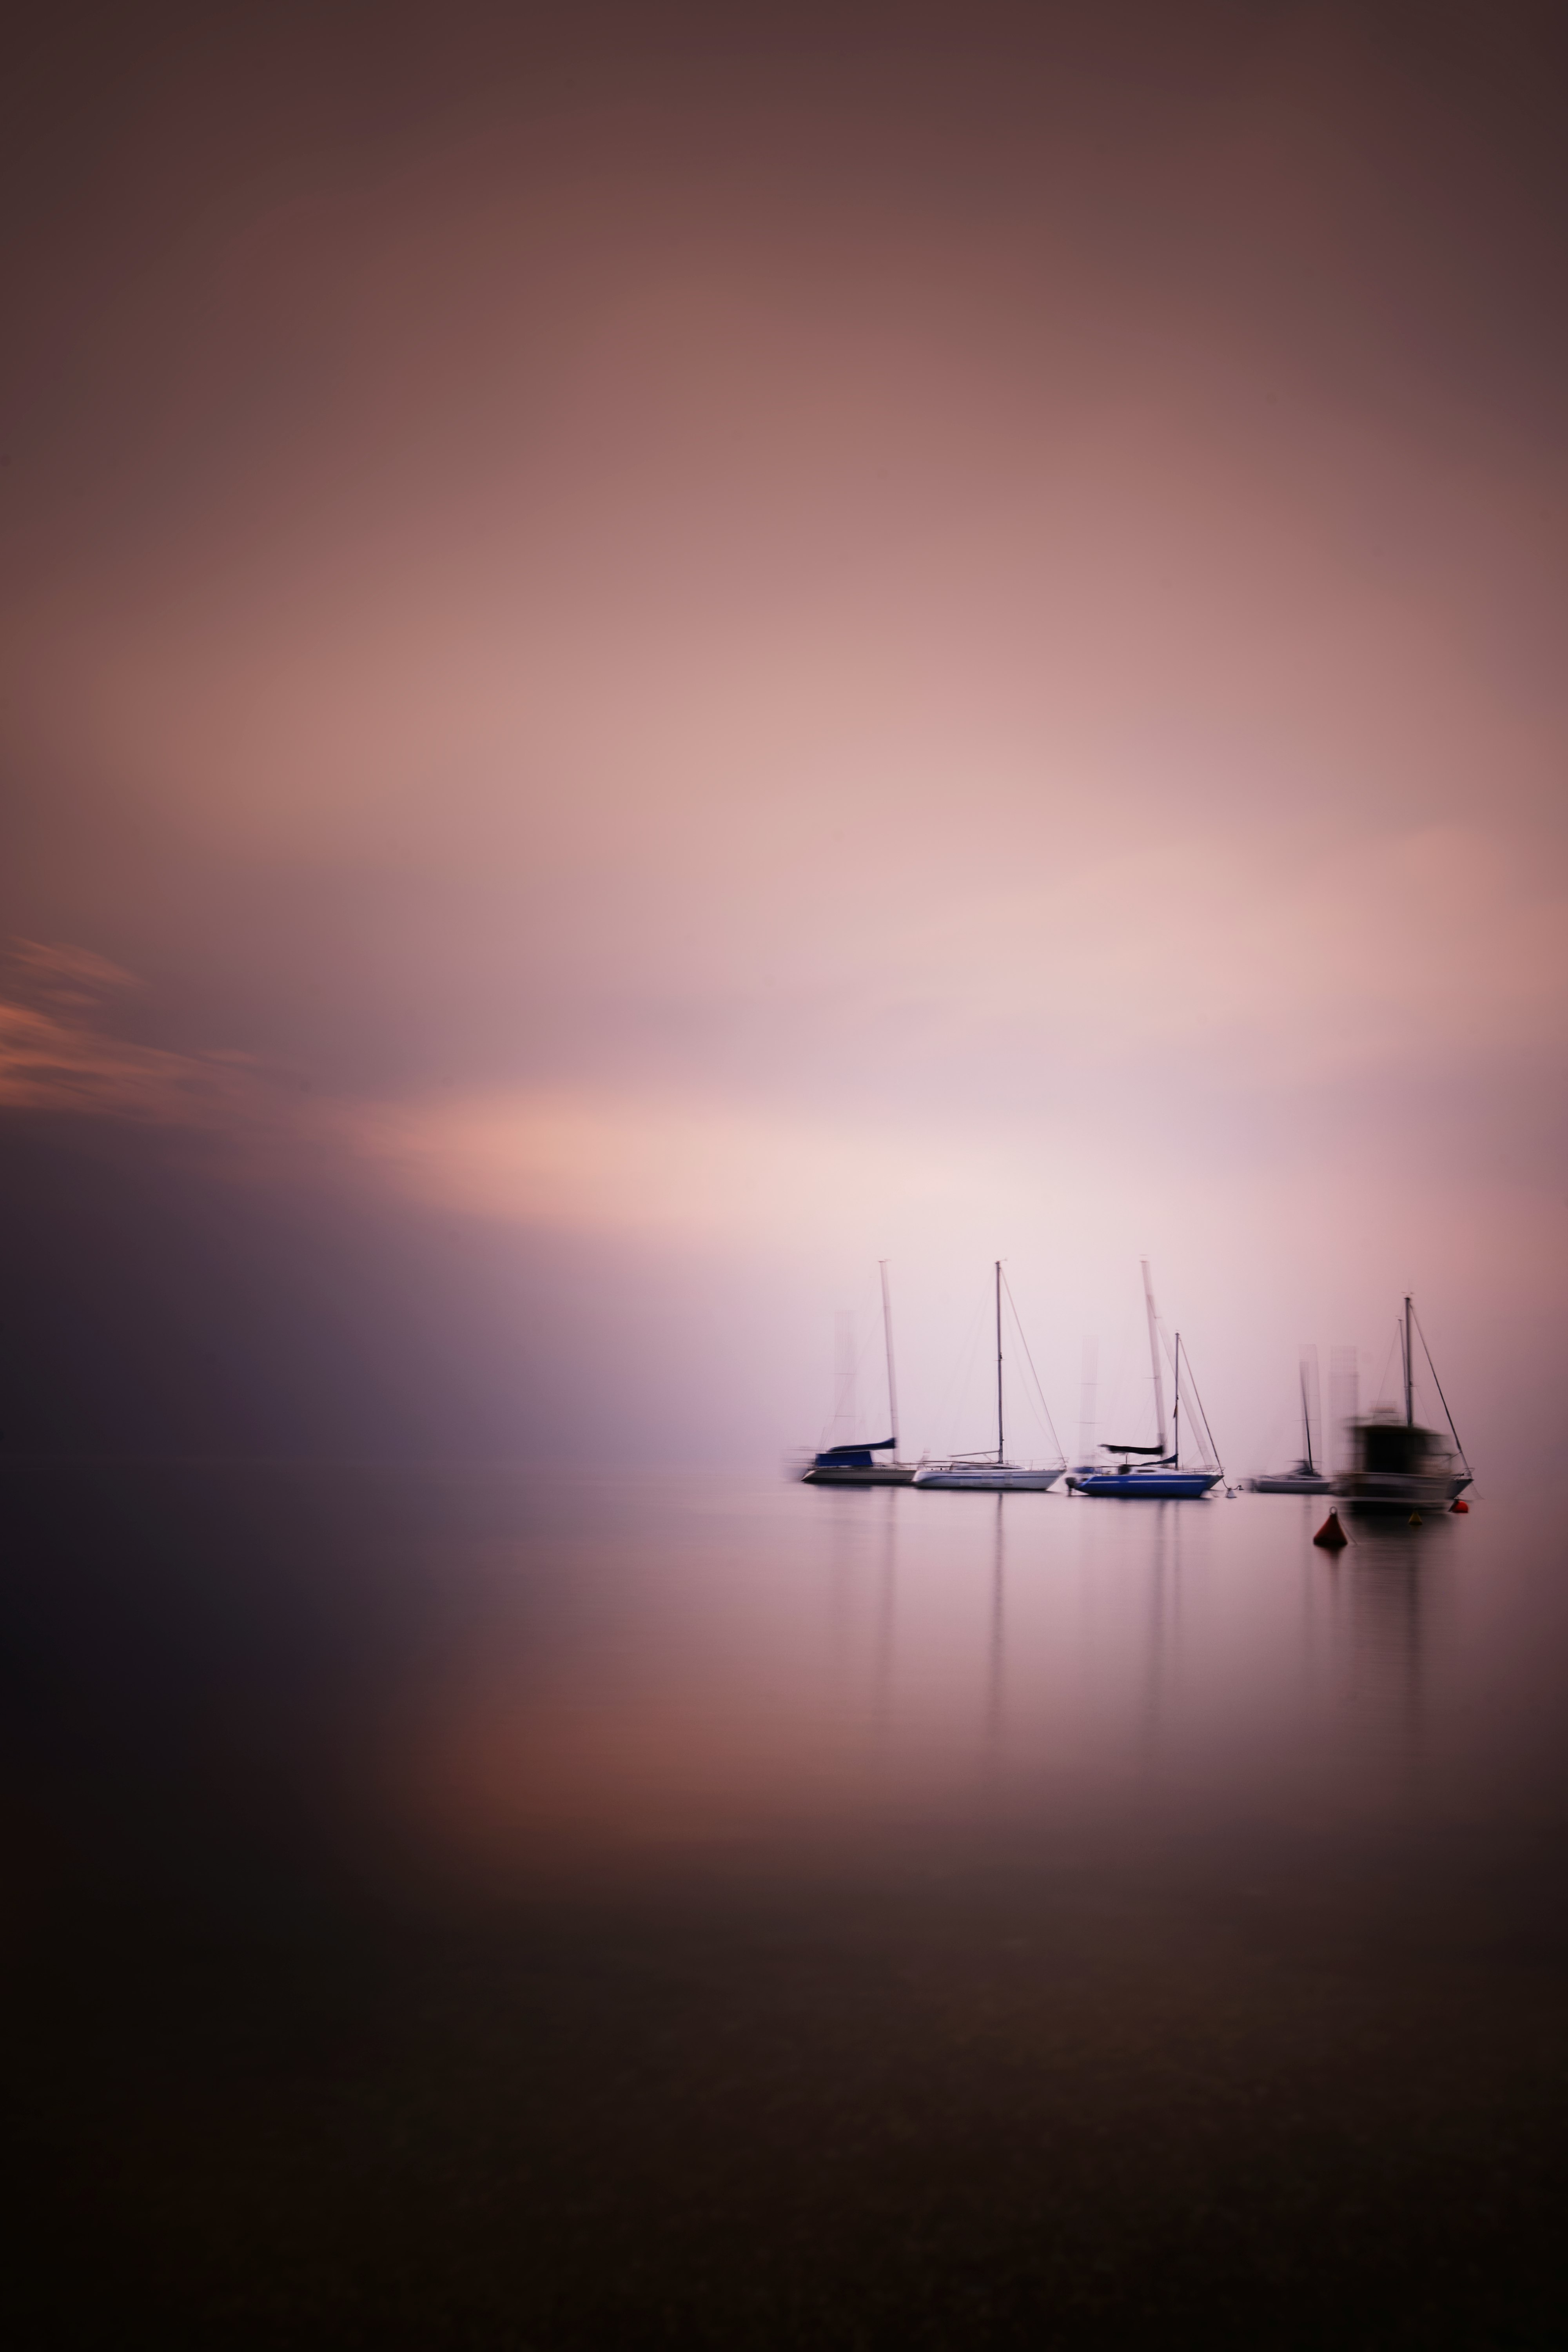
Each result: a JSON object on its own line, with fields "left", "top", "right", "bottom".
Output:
{"left": 1142, "top": 1259, "right": 1167, "bottom": 1457}
{"left": 1403, "top": 1295, "right": 1414, "bottom": 1427}
{"left": 995, "top": 1260, "right": 1005, "bottom": 1465}
{"left": 1300, "top": 1359, "right": 1315, "bottom": 1474}
{"left": 1078, "top": 1336, "right": 1098, "bottom": 1466}
{"left": 1173, "top": 1332, "right": 1181, "bottom": 1468}
{"left": 879, "top": 1260, "right": 900, "bottom": 1459}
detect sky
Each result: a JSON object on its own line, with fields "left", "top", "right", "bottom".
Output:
{"left": 2, "top": 0, "right": 1564, "bottom": 1474}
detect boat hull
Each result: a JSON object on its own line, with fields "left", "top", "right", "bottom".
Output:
{"left": 1249, "top": 1474, "right": 1333, "bottom": 1494}
{"left": 1068, "top": 1470, "right": 1221, "bottom": 1498}
{"left": 1332, "top": 1472, "right": 1454, "bottom": 1514}
{"left": 802, "top": 1463, "right": 917, "bottom": 1485}
{"left": 913, "top": 1465, "right": 1062, "bottom": 1491}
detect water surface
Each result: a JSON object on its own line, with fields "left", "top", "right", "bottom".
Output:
{"left": 4, "top": 1466, "right": 1566, "bottom": 2346}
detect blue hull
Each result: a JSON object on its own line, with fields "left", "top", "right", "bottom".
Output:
{"left": 1069, "top": 1471, "right": 1220, "bottom": 1499}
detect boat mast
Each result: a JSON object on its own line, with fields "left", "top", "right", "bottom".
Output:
{"left": 1403, "top": 1295, "right": 1414, "bottom": 1427}
{"left": 1300, "top": 1358, "right": 1315, "bottom": 1475}
{"left": 1142, "top": 1259, "right": 1167, "bottom": 1457}
{"left": 1173, "top": 1332, "right": 1181, "bottom": 1469}
{"left": 995, "top": 1260, "right": 1005, "bottom": 1466}
{"left": 879, "top": 1259, "right": 900, "bottom": 1460}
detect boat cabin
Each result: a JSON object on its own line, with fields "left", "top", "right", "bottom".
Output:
{"left": 1348, "top": 1410, "right": 1448, "bottom": 1480}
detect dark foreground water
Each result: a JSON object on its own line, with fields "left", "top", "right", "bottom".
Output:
{"left": 3, "top": 1465, "right": 1566, "bottom": 2348}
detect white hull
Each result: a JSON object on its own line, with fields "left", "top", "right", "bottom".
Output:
{"left": 913, "top": 1463, "right": 1063, "bottom": 1491}
{"left": 1249, "top": 1473, "right": 1332, "bottom": 1494}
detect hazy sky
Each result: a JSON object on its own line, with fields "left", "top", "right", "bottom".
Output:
{"left": 3, "top": 0, "right": 1564, "bottom": 1471}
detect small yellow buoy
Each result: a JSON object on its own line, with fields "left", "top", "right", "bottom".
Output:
{"left": 1408, "top": 1511, "right": 1423, "bottom": 1526}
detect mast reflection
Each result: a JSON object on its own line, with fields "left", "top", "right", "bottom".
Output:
{"left": 872, "top": 1485, "right": 898, "bottom": 1742}
{"left": 1139, "top": 1500, "right": 1175, "bottom": 1777}
{"left": 1345, "top": 1516, "right": 1436, "bottom": 1788}
{"left": 985, "top": 1493, "right": 1006, "bottom": 1758}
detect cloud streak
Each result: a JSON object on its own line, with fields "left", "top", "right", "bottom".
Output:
{"left": 0, "top": 945, "right": 265, "bottom": 1127}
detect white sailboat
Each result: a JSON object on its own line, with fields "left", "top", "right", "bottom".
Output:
{"left": 802, "top": 1261, "right": 916, "bottom": 1485}
{"left": 1249, "top": 1348, "right": 1332, "bottom": 1494}
{"left": 1066, "top": 1261, "right": 1223, "bottom": 1497}
{"left": 913, "top": 1262, "right": 1065, "bottom": 1491}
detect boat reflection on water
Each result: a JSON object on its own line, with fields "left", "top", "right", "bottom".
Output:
{"left": 985, "top": 1493, "right": 1007, "bottom": 1753}
{"left": 1333, "top": 1508, "right": 1450, "bottom": 1799}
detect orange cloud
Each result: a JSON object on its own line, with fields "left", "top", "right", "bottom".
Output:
{"left": 0, "top": 940, "right": 264, "bottom": 1128}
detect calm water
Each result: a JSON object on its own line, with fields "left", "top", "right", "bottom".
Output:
{"left": 4, "top": 1465, "right": 1567, "bottom": 2347}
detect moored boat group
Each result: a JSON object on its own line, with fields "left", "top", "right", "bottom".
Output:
{"left": 802, "top": 1268, "right": 1472, "bottom": 1511}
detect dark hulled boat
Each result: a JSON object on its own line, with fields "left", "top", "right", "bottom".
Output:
{"left": 802, "top": 1262, "right": 917, "bottom": 1485}
{"left": 804, "top": 1439, "right": 916, "bottom": 1486}
{"left": 1332, "top": 1297, "right": 1473, "bottom": 1513}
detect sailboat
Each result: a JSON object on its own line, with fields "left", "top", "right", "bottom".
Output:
{"left": 912, "top": 1262, "right": 1065, "bottom": 1490}
{"left": 1332, "top": 1296, "right": 1472, "bottom": 1512}
{"left": 1249, "top": 1349, "right": 1332, "bottom": 1493}
{"left": 802, "top": 1262, "right": 917, "bottom": 1485}
{"left": 1066, "top": 1261, "right": 1223, "bottom": 1497}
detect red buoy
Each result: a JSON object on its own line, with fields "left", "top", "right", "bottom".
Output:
{"left": 1313, "top": 1510, "right": 1347, "bottom": 1549}
{"left": 1451, "top": 1498, "right": 1469, "bottom": 1513}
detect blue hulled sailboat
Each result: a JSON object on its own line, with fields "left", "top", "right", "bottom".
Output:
{"left": 1066, "top": 1261, "right": 1223, "bottom": 1498}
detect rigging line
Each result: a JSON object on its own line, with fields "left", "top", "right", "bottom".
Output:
{"left": 843, "top": 1274, "right": 893, "bottom": 1438}
{"left": 1002, "top": 1283, "right": 1051, "bottom": 1458}
{"left": 1372, "top": 1323, "right": 1400, "bottom": 1412}
{"left": 827, "top": 1289, "right": 865, "bottom": 1430}
{"left": 826, "top": 1335, "right": 869, "bottom": 1439}
{"left": 935, "top": 1290, "right": 990, "bottom": 1459}
{"left": 1014, "top": 1372, "right": 1058, "bottom": 1454}
{"left": 1102, "top": 1306, "right": 1138, "bottom": 1448}
{"left": 1154, "top": 1322, "right": 1187, "bottom": 1460}
{"left": 1000, "top": 1269, "right": 1066, "bottom": 1463}
{"left": 823, "top": 1272, "right": 882, "bottom": 1441}
{"left": 1002, "top": 1278, "right": 1061, "bottom": 1459}
{"left": 1174, "top": 1342, "right": 1224, "bottom": 1475}
{"left": 1412, "top": 1306, "right": 1470, "bottom": 1468}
